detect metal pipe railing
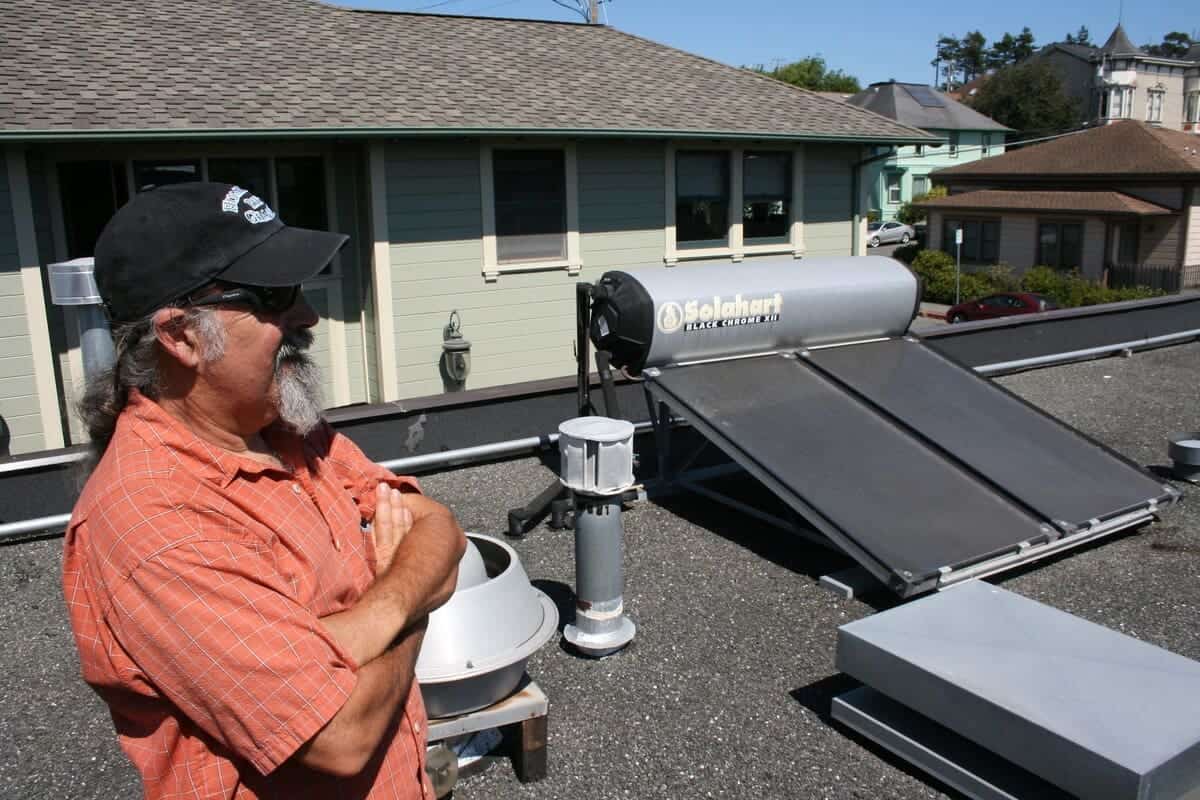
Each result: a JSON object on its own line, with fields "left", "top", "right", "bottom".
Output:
{"left": 0, "top": 420, "right": 659, "bottom": 544}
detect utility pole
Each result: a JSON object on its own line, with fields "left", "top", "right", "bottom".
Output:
{"left": 589, "top": 0, "right": 598, "bottom": 23}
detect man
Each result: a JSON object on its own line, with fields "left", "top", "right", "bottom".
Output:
{"left": 63, "top": 182, "right": 466, "bottom": 799}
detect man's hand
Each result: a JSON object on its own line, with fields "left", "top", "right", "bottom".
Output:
{"left": 321, "top": 492, "right": 464, "bottom": 667}
{"left": 389, "top": 492, "right": 464, "bottom": 619}
{"left": 371, "top": 483, "right": 413, "bottom": 576}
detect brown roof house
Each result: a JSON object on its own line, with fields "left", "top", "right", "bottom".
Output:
{"left": 0, "top": 0, "right": 932, "bottom": 456}
{"left": 917, "top": 121, "right": 1200, "bottom": 288}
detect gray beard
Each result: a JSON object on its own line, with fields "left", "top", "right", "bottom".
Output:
{"left": 274, "top": 330, "right": 324, "bottom": 436}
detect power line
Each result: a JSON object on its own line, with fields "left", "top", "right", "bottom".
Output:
{"left": 412, "top": 0, "right": 470, "bottom": 11}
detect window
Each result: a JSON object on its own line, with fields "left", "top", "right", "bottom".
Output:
{"left": 1186, "top": 91, "right": 1200, "bottom": 124}
{"left": 885, "top": 172, "right": 902, "bottom": 205}
{"left": 1107, "top": 86, "right": 1134, "bottom": 119}
{"left": 133, "top": 160, "right": 201, "bottom": 192}
{"left": 915, "top": 144, "right": 925, "bottom": 156}
{"left": 1147, "top": 89, "right": 1165, "bottom": 123}
{"left": 949, "top": 132, "right": 960, "bottom": 158}
{"left": 742, "top": 151, "right": 790, "bottom": 240}
{"left": 912, "top": 176, "right": 929, "bottom": 197}
{"left": 207, "top": 158, "right": 270, "bottom": 200}
{"left": 981, "top": 134, "right": 990, "bottom": 156}
{"left": 1116, "top": 221, "right": 1139, "bottom": 264}
{"left": 943, "top": 218, "right": 1000, "bottom": 263}
{"left": 492, "top": 149, "right": 567, "bottom": 263}
{"left": 58, "top": 161, "right": 129, "bottom": 258}
{"left": 1038, "top": 222, "right": 1083, "bottom": 269}
{"left": 676, "top": 151, "right": 729, "bottom": 244}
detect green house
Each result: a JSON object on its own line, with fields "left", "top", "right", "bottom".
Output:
{"left": 0, "top": 1, "right": 931, "bottom": 456}
{"left": 846, "top": 82, "right": 1010, "bottom": 224}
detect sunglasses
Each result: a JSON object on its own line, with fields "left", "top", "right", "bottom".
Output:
{"left": 185, "top": 283, "right": 301, "bottom": 314}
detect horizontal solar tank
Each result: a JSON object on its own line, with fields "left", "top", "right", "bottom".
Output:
{"left": 589, "top": 257, "right": 919, "bottom": 374}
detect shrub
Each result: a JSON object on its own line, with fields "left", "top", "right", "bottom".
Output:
{"left": 891, "top": 243, "right": 921, "bottom": 264}
{"left": 896, "top": 185, "right": 947, "bottom": 226}
{"left": 904, "top": 253, "right": 1165, "bottom": 307}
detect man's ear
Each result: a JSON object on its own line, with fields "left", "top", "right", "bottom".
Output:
{"left": 152, "top": 308, "right": 204, "bottom": 369}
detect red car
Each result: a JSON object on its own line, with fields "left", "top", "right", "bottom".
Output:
{"left": 946, "top": 292, "right": 1058, "bottom": 323}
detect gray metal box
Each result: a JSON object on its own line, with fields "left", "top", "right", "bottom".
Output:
{"left": 837, "top": 581, "right": 1200, "bottom": 799}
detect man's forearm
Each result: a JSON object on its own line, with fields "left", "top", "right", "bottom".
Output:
{"left": 294, "top": 621, "right": 426, "bottom": 777}
{"left": 322, "top": 509, "right": 464, "bottom": 666}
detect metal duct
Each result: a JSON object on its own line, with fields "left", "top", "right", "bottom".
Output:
{"left": 416, "top": 534, "right": 558, "bottom": 718}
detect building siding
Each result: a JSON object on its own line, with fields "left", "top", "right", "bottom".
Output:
{"left": 804, "top": 146, "right": 854, "bottom": 256}
{"left": 1140, "top": 214, "right": 1182, "bottom": 264}
{"left": 1186, "top": 187, "right": 1200, "bottom": 266}
{"left": 0, "top": 153, "right": 48, "bottom": 455}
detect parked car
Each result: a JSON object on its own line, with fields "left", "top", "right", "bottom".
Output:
{"left": 867, "top": 220, "right": 915, "bottom": 247}
{"left": 946, "top": 292, "right": 1059, "bottom": 323}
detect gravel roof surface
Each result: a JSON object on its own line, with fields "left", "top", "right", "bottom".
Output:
{"left": 3, "top": 342, "right": 1199, "bottom": 799}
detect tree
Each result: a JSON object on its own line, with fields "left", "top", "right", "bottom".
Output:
{"left": 971, "top": 60, "right": 1078, "bottom": 135}
{"left": 959, "top": 31, "right": 989, "bottom": 82}
{"left": 987, "top": 27, "right": 1036, "bottom": 70}
{"left": 1143, "top": 32, "right": 1193, "bottom": 58}
{"left": 752, "top": 57, "right": 861, "bottom": 93}
{"left": 932, "top": 34, "right": 963, "bottom": 89}
{"left": 1012, "top": 27, "right": 1036, "bottom": 61}
{"left": 1064, "top": 26, "right": 1093, "bottom": 46}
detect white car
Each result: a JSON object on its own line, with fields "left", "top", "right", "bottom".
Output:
{"left": 867, "top": 220, "right": 915, "bottom": 247}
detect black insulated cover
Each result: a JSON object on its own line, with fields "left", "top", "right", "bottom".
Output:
{"left": 589, "top": 271, "right": 655, "bottom": 373}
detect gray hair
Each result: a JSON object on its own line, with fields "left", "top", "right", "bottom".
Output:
{"left": 78, "top": 306, "right": 226, "bottom": 469}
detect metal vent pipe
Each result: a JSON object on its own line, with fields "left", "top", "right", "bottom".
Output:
{"left": 557, "top": 417, "right": 637, "bottom": 657}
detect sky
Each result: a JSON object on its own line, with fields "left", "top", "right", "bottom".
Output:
{"left": 343, "top": 0, "right": 1192, "bottom": 87}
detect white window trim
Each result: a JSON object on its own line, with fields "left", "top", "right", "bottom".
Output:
{"left": 1146, "top": 87, "right": 1165, "bottom": 123}
{"left": 480, "top": 141, "right": 580, "bottom": 282}
{"left": 664, "top": 143, "right": 805, "bottom": 266}
{"left": 1187, "top": 91, "right": 1200, "bottom": 123}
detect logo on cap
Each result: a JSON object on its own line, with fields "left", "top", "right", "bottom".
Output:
{"left": 220, "top": 186, "right": 277, "bottom": 225}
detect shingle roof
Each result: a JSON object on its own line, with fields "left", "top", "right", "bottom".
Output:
{"left": 932, "top": 121, "right": 1200, "bottom": 181}
{"left": 847, "top": 82, "right": 1010, "bottom": 132}
{"left": 1042, "top": 42, "right": 1100, "bottom": 61}
{"left": 915, "top": 189, "right": 1174, "bottom": 216}
{"left": 0, "top": 0, "right": 932, "bottom": 144}
{"left": 1100, "top": 24, "right": 1142, "bottom": 56}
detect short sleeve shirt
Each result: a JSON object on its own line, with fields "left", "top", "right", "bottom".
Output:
{"left": 63, "top": 391, "right": 435, "bottom": 800}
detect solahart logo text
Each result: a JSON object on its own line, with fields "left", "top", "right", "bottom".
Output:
{"left": 656, "top": 293, "right": 783, "bottom": 334}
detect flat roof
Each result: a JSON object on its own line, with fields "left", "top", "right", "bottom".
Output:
{"left": 4, "top": 341, "right": 1200, "bottom": 798}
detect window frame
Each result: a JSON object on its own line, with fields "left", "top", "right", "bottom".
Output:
{"left": 1187, "top": 91, "right": 1200, "bottom": 124}
{"left": 1037, "top": 219, "right": 1085, "bottom": 269}
{"left": 943, "top": 216, "right": 1000, "bottom": 264}
{"left": 912, "top": 175, "right": 930, "bottom": 197}
{"left": 981, "top": 134, "right": 990, "bottom": 157}
{"left": 674, "top": 149, "right": 732, "bottom": 248}
{"left": 664, "top": 143, "right": 806, "bottom": 265}
{"left": 885, "top": 171, "right": 902, "bottom": 205}
{"left": 741, "top": 150, "right": 793, "bottom": 243}
{"left": 479, "top": 141, "right": 580, "bottom": 281}
{"left": 1147, "top": 88, "right": 1165, "bottom": 123}
{"left": 948, "top": 132, "right": 960, "bottom": 158}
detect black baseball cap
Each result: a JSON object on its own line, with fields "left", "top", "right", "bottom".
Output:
{"left": 94, "top": 182, "right": 349, "bottom": 322}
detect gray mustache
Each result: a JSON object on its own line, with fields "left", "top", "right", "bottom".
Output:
{"left": 276, "top": 329, "right": 315, "bottom": 366}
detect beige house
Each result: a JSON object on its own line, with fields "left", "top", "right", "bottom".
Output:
{"left": 1036, "top": 25, "right": 1200, "bottom": 132}
{"left": 0, "top": 0, "right": 931, "bottom": 456}
{"left": 920, "top": 121, "right": 1200, "bottom": 285}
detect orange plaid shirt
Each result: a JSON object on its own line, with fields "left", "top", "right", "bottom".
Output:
{"left": 63, "top": 390, "right": 435, "bottom": 800}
